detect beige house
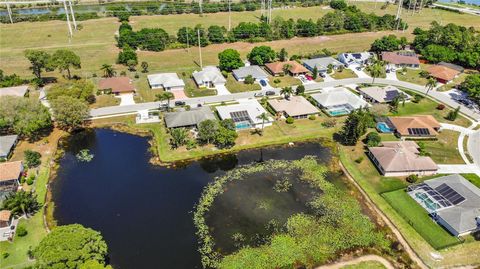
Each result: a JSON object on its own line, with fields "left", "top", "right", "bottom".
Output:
{"left": 368, "top": 141, "right": 438, "bottom": 177}
{"left": 268, "top": 96, "right": 318, "bottom": 119}
{"left": 0, "top": 161, "right": 23, "bottom": 201}
{"left": 388, "top": 115, "right": 441, "bottom": 139}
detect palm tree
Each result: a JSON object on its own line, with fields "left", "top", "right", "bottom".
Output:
{"left": 2, "top": 191, "right": 41, "bottom": 218}
{"left": 282, "top": 64, "right": 292, "bottom": 76}
{"left": 280, "top": 86, "right": 293, "bottom": 100}
{"left": 367, "top": 61, "right": 384, "bottom": 84}
{"left": 256, "top": 112, "right": 269, "bottom": 136}
{"left": 155, "top": 93, "right": 167, "bottom": 109}
{"left": 425, "top": 77, "right": 438, "bottom": 97}
{"left": 163, "top": 92, "right": 174, "bottom": 110}
{"left": 100, "top": 64, "right": 116, "bottom": 78}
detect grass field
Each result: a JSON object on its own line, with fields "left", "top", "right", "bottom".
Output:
{"left": 341, "top": 261, "right": 387, "bottom": 269}
{"left": 396, "top": 68, "right": 429, "bottom": 86}
{"left": 331, "top": 68, "right": 358, "bottom": 79}
{"left": 423, "top": 130, "right": 464, "bottom": 164}
{"left": 382, "top": 189, "right": 460, "bottom": 250}
{"left": 225, "top": 73, "right": 261, "bottom": 93}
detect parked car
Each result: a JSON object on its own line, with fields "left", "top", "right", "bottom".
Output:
{"left": 319, "top": 73, "right": 326, "bottom": 78}
{"left": 260, "top": 80, "right": 267, "bottom": 87}
{"left": 305, "top": 75, "right": 313, "bottom": 81}
{"left": 265, "top": 91, "right": 275, "bottom": 96}
{"left": 356, "top": 67, "right": 362, "bottom": 71}
{"left": 197, "top": 103, "right": 203, "bottom": 107}
{"left": 254, "top": 92, "right": 264, "bottom": 97}
{"left": 175, "top": 101, "right": 186, "bottom": 106}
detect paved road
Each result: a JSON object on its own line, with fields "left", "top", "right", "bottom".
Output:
{"left": 468, "top": 129, "right": 480, "bottom": 172}
{"left": 432, "top": 3, "right": 480, "bottom": 16}
{"left": 90, "top": 78, "right": 480, "bottom": 121}
{"left": 314, "top": 254, "right": 394, "bottom": 269}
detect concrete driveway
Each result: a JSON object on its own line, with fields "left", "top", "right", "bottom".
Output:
{"left": 348, "top": 64, "right": 370, "bottom": 78}
{"left": 468, "top": 129, "right": 480, "bottom": 172}
{"left": 385, "top": 70, "right": 398, "bottom": 80}
{"left": 215, "top": 84, "right": 231, "bottom": 96}
{"left": 118, "top": 93, "right": 135, "bottom": 106}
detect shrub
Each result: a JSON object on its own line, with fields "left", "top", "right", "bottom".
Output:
{"left": 2, "top": 252, "right": 9, "bottom": 259}
{"left": 92, "top": 73, "right": 97, "bottom": 77}
{"left": 17, "top": 226, "right": 28, "bottom": 237}
{"left": 366, "top": 132, "right": 381, "bottom": 147}
{"left": 244, "top": 75, "right": 255, "bottom": 85}
{"left": 436, "top": 104, "right": 445, "bottom": 110}
{"left": 286, "top": 117, "right": 294, "bottom": 124}
{"left": 354, "top": 156, "right": 364, "bottom": 163}
{"left": 273, "top": 78, "right": 281, "bottom": 84}
{"left": 308, "top": 114, "right": 316, "bottom": 120}
{"left": 322, "top": 119, "right": 337, "bottom": 128}
{"left": 26, "top": 174, "right": 35, "bottom": 185}
{"left": 406, "top": 174, "right": 418, "bottom": 183}
{"left": 24, "top": 150, "right": 41, "bottom": 168}
{"left": 134, "top": 73, "right": 139, "bottom": 78}
{"left": 120, "top": 71, "right": 127, "bottom": 76}
{"left": 412, "top": 94, "right": 423, "bottom": 103}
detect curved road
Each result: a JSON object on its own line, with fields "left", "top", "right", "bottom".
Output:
{"left": 314, "top": 255, "right": 394, "bottom": 269}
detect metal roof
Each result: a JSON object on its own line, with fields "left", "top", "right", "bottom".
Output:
{"left": 164, "top": 107, "right": 216, "bottom": 128}
{"left": 232, "top": 65, "right": 268, "bottom": 80}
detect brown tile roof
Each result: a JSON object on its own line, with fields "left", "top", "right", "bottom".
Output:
{"left": 0, "top": 210, "right": 11, "bottom": 222}
{"left": 265, "top": 61, "right": 308, "bottom": 75}
{"left": 369, "top": 141, "right": 438, "bottom": 173}
{"left": 427, "top": 65, "right": 460, "bottom": 82}
{"left": 98, "top": 77, "right": 135, "bottom": 93}
{"left": 381, "top": 51, "right": 420, "bottom": 65}
{"left": 388, "top": 115, "right": 440, "bottom": 136}
{"left": 268, "top": 96, "right": 318, "bottom": 117}
{"left": 0, "top": 161, "right": 23, "bottom": 182}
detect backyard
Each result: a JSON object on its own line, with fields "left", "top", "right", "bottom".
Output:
{"left": 422, "top": 130, "right": 464, "bottom": 164}
{"left": 268, "top": 75, "right": 301, "bottom": 88}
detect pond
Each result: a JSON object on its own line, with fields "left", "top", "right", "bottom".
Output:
{"left": 51, "top": 128, "right": 338, "bottom": 269}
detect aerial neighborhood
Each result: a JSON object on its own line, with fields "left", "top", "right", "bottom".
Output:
{"left": 0, "top": 0, "right": 480, "bottom": 268}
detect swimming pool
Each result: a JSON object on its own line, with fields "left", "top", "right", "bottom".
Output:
{"left": 328, "top": 109, "right": 350, "bottom": 116}
{"left": 376, "top": 122, "right": 393, "bottom": 133}
{"left": 235, "top": 122, "right": 251, "bottom": 130}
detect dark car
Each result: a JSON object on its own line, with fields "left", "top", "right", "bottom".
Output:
{"left": 175, "top": 101, "right": 186, "bottom": 106}
{"left": 197, "top": 103, "right": 203, "bottom": 107}
{"left": 260, "top": 80, "right": 267, "bottom": 87}
{"left": 265, "top": 90, "right": 275, "bottom": 96}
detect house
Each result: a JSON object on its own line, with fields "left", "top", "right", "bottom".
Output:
{"left": 192, "top": 66, "right": 226, "bottom": 89}
{"left": 358, "top": 85, "right": 411, "bottom": 104}
{"left": 0, "top": 85, "right": 29, "bottom": 98}
{"left": 0, "top": 161, "right": 23, "bottom": 201}
{"left": 0, "top": 210, "right": 12, "bottom": 228}
{"left": 381, "top": 51, "right": 420, "bottom": 69}
{"left": 164, "top": 107, "right": 216, "bottom": 129}
{"left": 232, "top": 65, "right": 269, "bottom": 82}
{"left": 368, "top": 141, "right": 438, "bottom": 177}
{"left": 0, "top": 135, "right": 19, "bottom": 161}
{"left": 216, "top": 99, "right": 273, "bottom": 130}
{"left": 268, "top": 96, "right": 318, "bottom": 119}
{"left": 388, "top": 115, "right": 441, "bottom": 138}
{"left": 0, "top": 209, "right": 15, "bottom": 242}
{"left": 427, "top": 64, "right": 462, "bottom": 84}
{"left": 264, "top": 61, "right": 309, "bottom": 76}
{"left": 98, "top": 77, "right": 136, "bottom": 95}
{"left": 303, "top": 57, "right": 344, "bottom": 74}
{"left": 338, "top": 52, "right": 374, "bottom": 66}
{"left": 147, "top": 73, "right": 185, "bottom": 91}
{"left": 310, "top": 88, "right": 369, "bottom": 116}
{"left": 407, "top": 174, "right": 480, "bottom": 236}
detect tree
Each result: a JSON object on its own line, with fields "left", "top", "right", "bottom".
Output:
{"left": 34, "top": 224, "right": 108, "bottom": 269}
{"left": 390, "top": 93, "right": 406, "bottom": 113}
{"left": 421, "top": 44, "right": 457, "bottom": 63}
{"left": 295, "top": 85, "right": 305, "bottom": 95}
{"left": 163, "top": 92, "right": 174, "bottom": 109}
{"left": 218, "top": 49, "right": 244, "bottom": 72}
{"left": 117, "top": 45, "right": 138, "bottom": 65}
{"left": 207, "top": 25, "right": 227, "bottom": 43}
{"left": 24, "top": 150, "right": 41, "bottom": 168}
{"left": 278, "top": 48, "right": 288, "bottom": 62}
{"left": 370, "top": 35, "right": 402, "bottom": 52}
{"left": 177, "top": 27, "right": 195, "bottom": 45}
{"left": 446, "top": 106, "right": 461, "bottom": 121}
{"left": 367, "top": 61, "right": 384, "bottom": 84}
{"left": 244, "top": 75, "right": 254, "bottom": 85}
{"left": 198, "top": 119, "right": 218, "bottom": 144}
{"left": 134, "top": 28, "right": 171, "bottom": 51}
{"left": 282, "top": 64, "right": 292, "bottom": 75}
{"left": 100, "top": 64, "right": 116, "bottom": 78}
{"left": 127, "top": 59, "right": 137, "bottom": 71}
{"left": 459, "top": 74, "right": 480, "bottom": 105}
{"left": 256, "top": 112, "right": 269, "bottom": 135}
{"left": 312, "top": 66, "right": 318, "bottom": 80}
{"left": 24, "top": 50, "right": 52, "bottom": 80}
{"left": 0, "top": 69, "right": 25, "bottom": 87}
{"left": 247, "top": 46, "right": 276, "bottom": 65}
{"left": 330, "top": 0, "right": 348, "bottom": 10}
{"left": 170, "top": 128, "right": 188, "bottom": 148}
{"left": 425, "top": 77, "right": 438, "bottom": 97}
{"left": 366, "top": 132, "right": 381, "bottom": 147}
{"left": 295, "top": 19, "right": 318, "bottom": 37}
{"left": 51, "top": 96, "right": 90, "bottom": 131}
{"left": 340, "top": 108, "right": 373, "bottom": 145}
{"left": 0, "top": 96, "right": 52, "bottom": 139}
{"left": 2, "top": 191, "right": 41, "bottom": 218}
{"left": 141, "top": 61, "right": 149, "bottom": 73}
{"left": 280, "top": 87, "right": 294, "bottom": 99}
{"left": 51, "top": 49, "right": 81, "bottom": 79}
{"left": 79, "top": 260, "right": 113, "bottom": 269}
{"left": 215, "top": 119, "right": 238, "bottom": 148}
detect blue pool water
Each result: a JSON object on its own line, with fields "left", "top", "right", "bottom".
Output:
{"left": 328, "top": 109, "right": 350, "bottom": 116}
{"left": 235, "top": 122, "right": 251, "bottom": 129}
{"left": 377, "top": 122, "right": 393, "bottom": 133}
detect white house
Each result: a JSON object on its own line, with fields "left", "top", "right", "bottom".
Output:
{"left": 310, "top": 88, "right": 369, "bottom": 116}
{"left": 303, "top": 57, "right": 344, "bottom": 74}
{"left": 216, "top": 99, "right": 273, "bottom": 130}
{"left": 232, "top": 65, "right": 269, "bottom": 82}
{"left": 147, "top": 73, "right": 185, "bottom": 91}
{"left": 338, "top": 52, "right": 374, "bottom": 66}
{"left": 192, "top": 66, "right": 226, "bottom": 89}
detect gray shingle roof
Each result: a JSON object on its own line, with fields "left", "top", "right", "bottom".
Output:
{"left": 303, "top": 57, "right": 343, "bottom": 71}
{"left": 232, "top": 65, "right": 268, "bottom": 80}
{"left": 0, "top": 135, "right": 18, "bottom": 158}
{"left": 164, "top": 107, "right": 216, "bottom": 128}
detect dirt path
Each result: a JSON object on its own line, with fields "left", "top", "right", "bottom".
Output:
{"left": 338, "top": 160, "right": 429, "bottom": 269}
{"left": 315, "top": 254, "right": 394, "bottom": 269}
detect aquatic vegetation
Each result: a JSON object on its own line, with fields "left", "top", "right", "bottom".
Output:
{"left": 76, "top": 149, "right": 94, "bottom": 162}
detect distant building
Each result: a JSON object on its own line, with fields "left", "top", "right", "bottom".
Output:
{"left": 381, "top": 51, "right": 420, "bottom": 69}
{"left": 98, "top": 77, "right": 136, "bottom": 95}
{"left": 0, "top": 85, "right": 29, "bottom": 98}
{"left": 216, "top": 99, "right": 273, "bottom": 130}
{"left": 264, "top": 61, "right": 309, "bottom": 76}
{"left": 232, "top": 65, "right": 268, "bottom": 82}
{"left": 268, "top": 96, "right": 318, "bottom": 119}
{"left": 427, "top": 63, "right": 463, "bottom": 84}
{"left": 0, "top": 135, "right": 19, "bottom": 161}
{"left": 368, "top": 141, "right": 438, "bottom": 177}
{"left": 388, "top": 115, "right": 441, "bottom": 139}
{"left": 0, "top": 161, "right": 23, "bottom": 201}
{"left": 164, "top": 107, "right": 216, "bottom": 129}
{"left": 147, "top": 73, "right": 185, "bottom": 91}
{"left": 192, "top": 66, "right": 226, "bottom": 89}
{"left": 0, "top": 209, "right": 14, "bottom": 242}
{"left": 303, "top": 57, "right": 344, "bottom": 74}
{"left": 338, "top": 52, "right": 374, "bottom": 66}
{"left": 310, "top": 88, "right": 369, "bottom": 116}
{"left": 0, "top": 210, "right": 12, "bottom": 228}
{"left": 359, "top": 85, "right": 411, "bottom": 104}
{"left": 407, "top": 174, "right": 480, "bottom": 236}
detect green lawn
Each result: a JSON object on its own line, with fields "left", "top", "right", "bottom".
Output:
{"left": 90, "top": 94, "right": 120, "bottom": 109}
{"left": 382, "top": 189, "right": 460, "bottom": 250}
{"left": 269, "top": 75, "right": 301, "bottom": 88}
{"left": 183, "top": 78, "right": 217, "bottom": 98}
{"left": 341, "top": 261, "right": 386, "bottom": 269}
{"left": 396, "top": 68, "right": 429, "bottom": 86}
{"left": 422, "top": 130, "right": 464, "bottom": 164}
{"left": 225, "top": 73, "right": 261, "bottom": 93}
{"left": 461, "top": 174, "right": 480, "bottom": 188}
{"left": 331, "top": 68, "right": 358, "bottom": 79}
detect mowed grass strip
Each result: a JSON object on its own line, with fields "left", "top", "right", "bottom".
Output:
{"left": 382, "top": 189, "right": 460, "bottom": 249}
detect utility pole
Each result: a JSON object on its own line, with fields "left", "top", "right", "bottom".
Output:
{"left": 228, "top": 0, "right": 231, "bottom": 31}
{"left": 68, "top": 0, "right": 77, "bottom": 30}
{"left": 267, "top": 0, "right": 272, "bottom": 24}
{"left": 197, "top": 29, "right": 203, "bottom": 69}
{"left": 186, "top": 30, "right": 190, "bottom": 51}
{"left": 261, "top": 0, "right": 265, "bottom": 17}
{"left": 63, "top": 0, "right": 73, "bottom": 37}
{"left": 411, "top": 0, "right": 417, "bottom": 14}
{"left": 395, "top": 0, "right": 403, "bottom": 31}
{"left": 199, "top": 0, "right": 203, "bottom": 15}
{"left": 6, "top": 3, "right": 13, "bottom": 24}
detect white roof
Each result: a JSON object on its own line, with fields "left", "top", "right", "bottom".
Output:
{"left": 216, "top": 99, "right": 272, "bottom": 125}
{"left": 0, "top": 85, "right": 29, "bottom": 97}
{"left": 340, "top": 52, "right": 374, "bottom": 63}
{"left": 232, "top": 65, "right": 268, "bottom": 80}
{"left": 303, "top": 57, "right": 343, "bottom": 70}
{"left": 193, "top": 66, "right": 226, "bottom": 85}
{"left": 147, "top": 73, "right": 185, "bottom": 88}
{"left": 310, "top": 88, "right": 369, "bottom": 109}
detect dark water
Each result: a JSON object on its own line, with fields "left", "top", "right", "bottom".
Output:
{"left": 51, "top": 128, "right": 333, "bottom": 269}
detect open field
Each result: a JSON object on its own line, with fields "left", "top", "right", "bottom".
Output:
{"left": 2, "top": 3, "right": 480, "bottom": 78}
